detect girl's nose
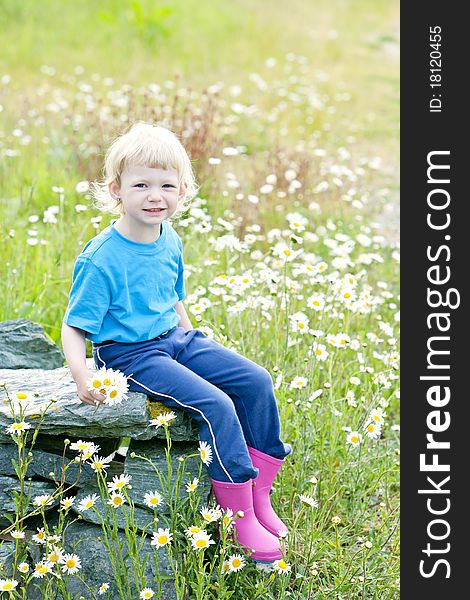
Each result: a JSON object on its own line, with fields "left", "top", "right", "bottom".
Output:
{"left": 148, "top": 189, "right": 163, "bottom": 201}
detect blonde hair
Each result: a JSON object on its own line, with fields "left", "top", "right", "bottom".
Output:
{"left": 90, "top": 122, "right": 198, "bottom": 219}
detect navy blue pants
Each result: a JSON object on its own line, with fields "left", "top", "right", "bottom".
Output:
{"left": 93, "top": 326, "right": 292, "bottom": 483}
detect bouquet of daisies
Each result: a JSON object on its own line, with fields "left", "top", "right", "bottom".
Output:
{"left": 86, "top": 368, "right": 129, "bottom": 406}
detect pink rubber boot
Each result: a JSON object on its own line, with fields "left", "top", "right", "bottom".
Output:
{"left": 210, "top": 478, "right": 282, "bottom": 562}
{"left": 248, "top": 447, "right": 289, "bottom": 537}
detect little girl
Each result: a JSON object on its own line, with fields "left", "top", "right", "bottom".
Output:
{"left": 61, "top": 122, "right": 292, "bottom": 562}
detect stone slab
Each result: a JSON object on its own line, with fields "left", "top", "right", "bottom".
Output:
{"left": 0, "top": 476, "right": 57, "bottom": 527}
{"left": 0, "top": 318, "right": 64, "bottom": 370}
{"left": 0, "top": 367, "right": 198, "bottom": 443}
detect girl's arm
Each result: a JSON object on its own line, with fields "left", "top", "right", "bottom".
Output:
{"left": 174, "top": 300, "right": 192, "bottom": 330}
{"left": 61, "top": 322, "right": 106, "bottom": 406}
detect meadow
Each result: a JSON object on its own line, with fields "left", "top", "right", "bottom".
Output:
{"left": 0, "top": 0, "right": 399, "bottom": 597}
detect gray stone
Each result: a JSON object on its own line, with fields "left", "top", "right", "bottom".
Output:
{"left": 125, "top": 439, "right": 212, "bottom": 513}
{"left": 0, "top": 476, "right": 57, "bottom": 527}
{"left": 70, "top": 440, "right": 210, "bottom": 529}
{"left": 62, "top": 520, "right": 177, "bottom": 599}
{"left": 34, "top": 433, "right": 122, "bottom": 462}
{"left": 0, "top": 319, "right": 64, "bottom": 370}
{"left": 0, "top": 443, "right": 95, "bottom": 488}
{"left": 0, "top": 367, "right": 199, "bottom": 443}
{"left": 70, "top": 482, "right": 164, "bottom": 531}
{"left": 0, "top": 542, "right": 15, "bottom": 577}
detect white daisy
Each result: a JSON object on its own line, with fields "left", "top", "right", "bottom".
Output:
{"left": 346, "top": 431, "right": 362, "bottom": 446}
{"left": 185, "top": 478, "right": 199, "bottom": 493}
{"left": 221, "top": 509, "right": 235, "bottom": 530}
{"left": 140, "top": 588, "right": 155, "bottom": 599}
{"left": 144, "top": 491, "right": 164, "bottom": 509}
{"left": 190, "top": 530, "right": 215, "bottom": 551}
{"left": 273, "top": 559, "right": 291, "bottom": 574}
{"left": 151, "top": 528, "right": 173, "bottom": 548}
{"left": 107, "top": 492, "right": 126, "bottom": 508}
{"left": 150, "top": 411, "right": 177, "bottom": 428}
{"left": 32, "top": 560, "right": 53, "bottom": 578}
{"left": 33, "top": 494, "right": 54, "bottom": 507}
{"left": 227, "top": 554, "right": 246, "bottom": 572}
{"left": 70, "top": 440, "right": 100, "bottom": 460}
{"left": 311, "top": 343, "right": 329, "bottom": 362}
{"left": 200, "top": 506, "right": 220, "bottom": 523}
{"left": 364, "top": 421, "right": 382, "bottom": 440}
{"left": 17, "top": 563, "right": 29, "bottom": 573}
{"left": 59, "top": 553, "right": 81, "bottom": 574}
{"left": 6, "top": 420, "right": 32, "bottom": 435}
{"left": 185, "top": 525, "right": 203, "bottom": 538}
{"left": 299, "top": 494, "right": 319, "bottom": 508}
{"left": 369, "top": 408, "right": 386, "bottom": 424}
{"left": 98, "top": 582, "right": 110, "bottom": 595}
{"left": 107, "top": 473, "right": 131, "bottom": 492}
{"left": 222, "top": 560, "right": 231, "bottom": 574}
{"left": 75, "top": 180, "right": 89, "bottom": 193}
{"left": 307, "top": 295, "right": 325, "bottom": 311}
{"left": 11, "top": 530, "right": 25, "bottom": 540}
{"left": 289, "top": 377, "right": 308, "bottom": 390}
{"left": 0, "top": 579, "right": 18, "bottom": 592}
{"left": 88, "top": 454, "right": 113, "bottom": 472}
{"left": 198, "top": 441, "right": 213, "bottom": 466}
{"left": 78, "top": 493, "right": 99, "bottom": 512}
{"left": 60, "top": 496, "right": 76, "bottom": 510}
{"left": 32, "top": 527, "right": 47, "bottom": 544}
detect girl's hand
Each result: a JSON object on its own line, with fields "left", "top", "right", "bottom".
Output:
{"left": 74, "top": 369, "right": 107, "bottom": 406}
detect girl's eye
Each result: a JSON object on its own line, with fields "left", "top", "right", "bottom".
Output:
{"left": 163, "top": 184, "right": 176, "bottom": 189}
{"left": 135, "top": 183, "right": 146, "bottom": 188}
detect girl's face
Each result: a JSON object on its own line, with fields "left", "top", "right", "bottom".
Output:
{"left": 109, "top": 165, "right": 184, "bottom": 237}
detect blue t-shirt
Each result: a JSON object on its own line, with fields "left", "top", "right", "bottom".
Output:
{"left": 63, "top": 220, "right": 185, "bottom": 343}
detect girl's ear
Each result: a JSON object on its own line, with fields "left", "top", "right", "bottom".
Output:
{"left": 108, "top": 181, "right": 121, "bottom": 199}
{"left": 178, "top": 183, "right": 187, "bottom": 199}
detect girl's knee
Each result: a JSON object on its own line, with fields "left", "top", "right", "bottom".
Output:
{"left": 247, "top": 364, "right": 273, "bottom": 389}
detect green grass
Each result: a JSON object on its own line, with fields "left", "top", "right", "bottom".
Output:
{"left": 0, "top": 1, "right": 399, "bottom": 597}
